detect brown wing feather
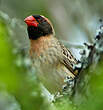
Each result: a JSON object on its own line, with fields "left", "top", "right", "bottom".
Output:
{"left": 60, "top": 44, "right": 78, "bottom": 76}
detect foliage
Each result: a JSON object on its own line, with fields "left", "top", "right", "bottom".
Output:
{"left": 0, "top": 0, "right": 103, "bottom": 109}
{"left": 0, "top": 19, "right": 50, "bottom": 110}
{"left": 1, "top": 17, "right": 103, "bottom": 110}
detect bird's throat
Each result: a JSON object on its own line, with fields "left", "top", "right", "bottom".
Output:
{"left": 30, "top": 35, "right": 53, "bottom": 56}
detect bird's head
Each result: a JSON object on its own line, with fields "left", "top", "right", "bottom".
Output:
{"left": 24, "top": 15, "right": 55, "bottom": 40}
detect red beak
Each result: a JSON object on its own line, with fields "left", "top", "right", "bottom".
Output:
{"left": 24, "top": 16, "right": 38, "bottom": 27}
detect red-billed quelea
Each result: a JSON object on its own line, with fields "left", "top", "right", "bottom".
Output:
{"left": 24, "top": 15, "right": 79, "bottom": 94}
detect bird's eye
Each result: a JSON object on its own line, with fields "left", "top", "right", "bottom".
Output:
{"left": 38, "top": 19, "right": 41, "bottom": 22}
{"left": 37, "top": 17, "right": 47, "bottom": 24}
{"left": 38, "top": 18, "right": 43, "bottom": 23}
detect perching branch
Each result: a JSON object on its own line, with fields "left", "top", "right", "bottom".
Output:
{"left": 78, "top": 20, "right": 103, "bottom": 70}
{"left": 62, "top": 21, "right": 103, "bottom": 97}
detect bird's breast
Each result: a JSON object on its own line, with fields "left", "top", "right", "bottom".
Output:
{"left": 29, "top": 36, "right": 75, "bottom": 93}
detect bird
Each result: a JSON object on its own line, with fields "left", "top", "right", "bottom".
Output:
{"left": 24, "top": 15, "right": 79, "bottom": 95}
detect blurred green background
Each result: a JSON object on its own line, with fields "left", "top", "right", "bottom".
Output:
{"left": 0, "top": 0, "right": 103, "bottom": 110}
